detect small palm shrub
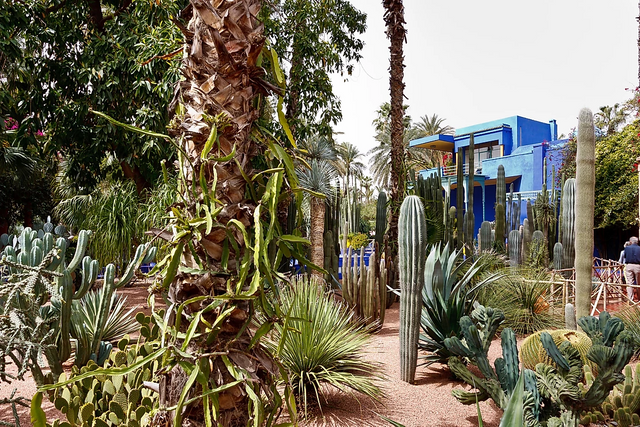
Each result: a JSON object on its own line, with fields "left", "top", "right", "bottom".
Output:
{"left": 266, "top": 275, "right": 382, "bottom": 416}
{"left": 419, "top": 244, "right": 505, "bottom": 366}
{"left": 615, "top": 305, "right": 640, "bottom": 357}
{"left": 478, "top": 269, "right": 562, "bottom": 335}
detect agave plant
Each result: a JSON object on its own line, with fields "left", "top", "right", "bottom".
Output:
{"left": 419, "top": 243, "right": 505, "bottom": 365}
{"left": 266, "top": 275, "right": 382, "bottom": 416}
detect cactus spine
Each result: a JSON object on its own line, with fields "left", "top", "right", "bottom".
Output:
{"left": 575, "top": 108, "right": 595, "bottom": 320}
{"left": 398, "top": 195, "right": 427, "bottom": 383}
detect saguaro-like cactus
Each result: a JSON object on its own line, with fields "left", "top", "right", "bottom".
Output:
{"left": 456, "top": 151, "right": 464, "bottom": 250}
{"left": 561, "top": 178, "right": 576, "bottom": 270}
{"left": 508, "top": 229, "right": 521, "bottom": 267}
{"left": 494, "top": 203, "right": 506, "bottom": 252}
{"left": 398, "top": 195, "right": 427, "bottom": 383}
{"left": 522, "top": 218, "right": 532, "bottom": 263}
{"left": 465, "top": 135, "right": 475, "bottom": 250}
{"left": 479, "top": 221, "right": 492, "bottom": 252}
{"left": 575, "top": 108, "right": 595, "bottom": 320}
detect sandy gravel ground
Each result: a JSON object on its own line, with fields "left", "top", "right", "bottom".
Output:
{"left": 1, "top": 291, "right": 506, "bottom": 426}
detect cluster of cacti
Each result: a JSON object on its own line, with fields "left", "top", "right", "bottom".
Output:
{"left": 415, "top": 173, "right": 446, "bottom": 244}
{"left": 446, "top": 307, "right": 635, "bottom": 426}
{"left": 398, "top": 195, "right": 427, "bottom": 383}
{"left": 1, "top": 217, "right": 67, "bottom": 251}
{"left": 341, "top": 245, "right": 387, "bottom": 325}
{"left": 520, "top": 329, "right": 593, "bottom": 371}
{"left": 0, "top": 227, "right": 155, "bottom": 384}
{"left": 582, "top": 364, "right": 640, "bottom": 426}
{"left": 45, "top": 326, "right": 160, "bottom": 427}
{"left": 342, "top": 188, "right": 361, "bottom": 234}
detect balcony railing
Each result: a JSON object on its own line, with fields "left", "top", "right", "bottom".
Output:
{"left": 440, "top": 163, "right": 482, "bottom": 176}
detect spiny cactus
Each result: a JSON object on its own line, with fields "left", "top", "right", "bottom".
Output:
{"left": 553, "top": 242, "right": 564, "bottom": 271}
{"left": 522, "top": 218, "right": 532, "bottom": 263}
{"left": 398, "top": 195, "right": 427, "bottom": 383}
{"left": 494, "top": 203, "right": 506, "bottom": 252}
{"left": 575, "top": 108, "right": 596, "bottom": 320}
{"left": 456, "top": 150, "right": 464, "bottom": 250}
{"left": 341, "top": 245, "right": 387, "bottom": 326}
{"left": 561, "top": 178, "right": 576, "bottom": 271}
{"left": 520, "top": 329, "right": 593, "bottom": 371}
{"left": 583, "top": 364, "right": 640, "bottom": 426}
{"left": 565, "top": 303, "right": 577, "bottom": 330}
{"left": 508, "top": 229, "right": 521, "bottom": 267}
{"left": 479, "top": 221, "right": 492, "bottom": 252}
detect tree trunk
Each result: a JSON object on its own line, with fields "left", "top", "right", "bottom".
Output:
{"left": 154, "top": 1, "right": 278, "bottom": 425}
{"left": 310, "top": 198, "right": 325, "bottom": 276}
{"left": 120, "top": 161, "right": 150, "bottom": 196}
{"left": 383, "top": 0, "right": 407, "bottom": 266}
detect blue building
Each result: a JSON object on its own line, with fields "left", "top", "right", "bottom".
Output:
{"left": 409, "top": 115, "right": 566, "bottom": 235}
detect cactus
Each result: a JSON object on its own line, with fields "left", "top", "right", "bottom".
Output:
{"left": 584, "top": 364, "right": 640, "bottom": 426}
{"left": 456, "top": 150, "right": 464, "bottom": 250}
{"left": 522, "top": 218, "right": 532, "bottom": 263}
{"left": 448, "top": 308, "right": 634, "bottom": 426}
{"left": 561, "top": 178, "right": 576, "bottom": 271}
{"left": 575, "top": 108, "right": 596, "bottom": 320}
{"left": 0, "top": 227, "right": 156, "bottom": 382}
{"left": 565, "top": 303, "right": 577, "bottom": 330}
{"left": 447, "top": 206, "right": 456, "bottom": 247}
{"left": 479, "top": 221, "right": 492, "bottom": 252}
{"left": 508, "top": 229, "right": 521, "bottom": 267}
{"left": 465, "top": 135, "right": 475, "bottom": 251}
{"left": 553, "top": 242, "right": 563, "bottom": 271}
{"left": 529, "top": 230, "right": 546, "bottom": 269}
{"left": 375, "top": 192, "right": 387, "bottom": 249}
{"left": 398, "top": 195, "right": 427, "bottom": 383}
{"left": 520, "top": 329, "right": 592, "bottom": 371}
{"left": 494, "top": 203, "right": 506, "bottom": 252}
{"left": 46, "top": 317, "right": 161, "bottom": 427}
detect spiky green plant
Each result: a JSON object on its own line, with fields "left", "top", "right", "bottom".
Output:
{"left": 479, "top": 269, "right": 562, "bottom": 335}
{"left": 419, "top": 243, "right": 505, "bottom": 365}
{"left": 614, "top": 305, "right": 640, "bottom": 357}
{"left": 265, "top": 275, "right": 382, "bottom": 416}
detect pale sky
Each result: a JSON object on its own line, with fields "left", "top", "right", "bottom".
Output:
{"left": 331, "top": 1, "right": 638, "bottom": 162}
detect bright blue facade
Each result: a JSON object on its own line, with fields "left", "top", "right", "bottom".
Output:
{"left": 410, "top": 115, "right": 566, "bottom": 236}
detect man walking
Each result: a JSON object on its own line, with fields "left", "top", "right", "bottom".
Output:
{"left": 624, "top": 237, "right": 640, "bottom": 301}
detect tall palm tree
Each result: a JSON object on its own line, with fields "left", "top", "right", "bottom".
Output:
{"left": 382, "top": 0, "right": 406, "bottom": 260}
{"left": 297, "top": 136, "right": 338, "bottom": 275}
{"left": 155, "top": 1, "right": 282, "bottom": 425}
{"left": 335, "top": 141, "right": 365, "bottom": 192}
{"left": 361, "top": 175, "right": 373, "bottom": 204}
{"left": 415, "top": 114, "right": 455, "bottom": 137}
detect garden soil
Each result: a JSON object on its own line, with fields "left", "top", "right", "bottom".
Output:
{"left": 0, "top": 285, "right": 599, "bottom": 426}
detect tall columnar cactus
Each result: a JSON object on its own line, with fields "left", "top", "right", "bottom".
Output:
{"left": 526, "top": 199, "right": 534, "bottom": 234}
{"left": 465, "top": 135, "right": 475, "bottom": 251}
{"left": 522, "top": 218, "right": 532, "bottom": 263}
{"left": 375, "top": 191, "right": 387, "bottom": 249}
{"left": 448, "top": 206, "right": 457, "bottom": 247}
{"left": 508, "top": 183, "right": 515, "bottom": 233}
{"left": 496, "top": 165, "right": 506, "bottom": 208}
{"left": 508, "top": 229, "right": 521, "bottom": 267}
{"left": 565, "top": 303, "right": 577, "bottom": 330}
{"left": 553, "top": 241, "right": 564, "bottom": 271}
{"left": 562, "top": 177, "right": 577, "bottom": 271}
{"left": 398, "top": 195, "right": 427, "bottom": 383}
{"left": 479, "top": 221, "right": 493, "bottom": 252}
{"left": 456, "top": 151, "right": 464, "bottom": 250}
{"left": 575, "top": 108, "right": 595, "bottom": 320}
{"left": 494, "top": 203, "right": 506, "bottom": 252}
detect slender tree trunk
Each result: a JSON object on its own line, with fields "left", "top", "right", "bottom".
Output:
{"left": 310, "top": 198, "right": 325, "bottom": 276}
{"left": 383, "top": 0, "right": 407, "bottom": 264}
{"left": 637, "top": 1, "right": 640, "bottom": 88}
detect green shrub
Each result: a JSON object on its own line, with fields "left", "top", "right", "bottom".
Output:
{"left": 614, "top": 305, "right": 640, "bottom": 357}
{"left": 266, "top": 275, "right": 382, "bottom": 416}
{"left": 347, "top": 232, "right": 369, "bottom": 250}
{"left": 478, "top": 269, "right": 562, "bottom": 335}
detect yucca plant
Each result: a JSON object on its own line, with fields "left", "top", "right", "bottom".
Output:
{"left": 266, "top": 275, "right": 382, "bottom": 416}
{"left": 615, "top": 305, "right": 640, "bottom": 357}
{"left": 419, "top": 243, "right": 505, "bottom": 366}
{"left": 479, "top": 269, "right": 562, "bottom": 335}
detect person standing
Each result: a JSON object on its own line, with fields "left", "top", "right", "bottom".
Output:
{"left": 624, "top": 237, "right": 640, "bottom": 301}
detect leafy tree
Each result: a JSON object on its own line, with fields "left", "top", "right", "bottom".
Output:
{"left": 264, "top": 0, "right": 366, "bottom": 140}
{"left": 594, "top": 103, "right": 628, "bottom": 136}
{"left": 0, "top": 0, "right": 184, "bottom": 194}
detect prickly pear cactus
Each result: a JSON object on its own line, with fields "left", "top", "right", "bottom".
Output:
{"left": 398, "top": 195, "right": 427, "bottom": 383}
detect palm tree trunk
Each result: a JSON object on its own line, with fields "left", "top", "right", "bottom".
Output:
{"left": 154, "top": 1, "right": 277, "bottom": 425}
{"left": 383, "top": 0, "right": 406, "bottom": 273}
{"left": 310, "top": 198, "right": 326, "bottom": 276}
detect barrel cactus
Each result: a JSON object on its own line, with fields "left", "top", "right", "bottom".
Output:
{"left": 520, "top": 329, "right": 593, "bottom": 371}
{"left": 398, "top": 195, "right": 427, "bottom": 383}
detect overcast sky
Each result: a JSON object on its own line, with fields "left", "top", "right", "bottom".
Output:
{"left": 331, "top": 1, "right": 638, "bottom": 161}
